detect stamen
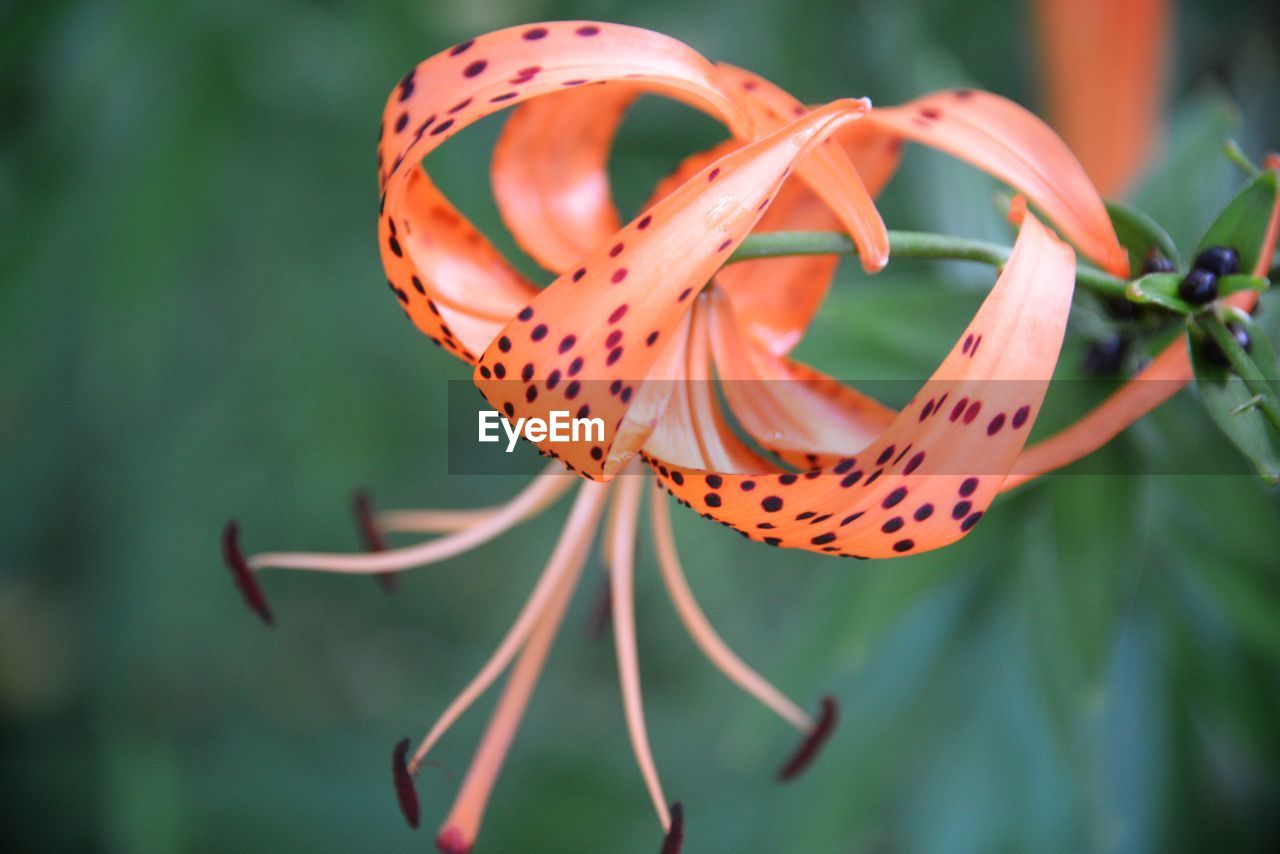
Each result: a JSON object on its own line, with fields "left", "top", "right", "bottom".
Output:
{"left": 609, "top": 475, "right": 672, "bottom": 828}
{"left": 378, "top": 463, "right": 573, "bottom": 534}
{"left": 392, "top": 737, "right": 420, "bottom": 829}
{"left": 221, "top": 521, "right": 273, "bottom": 625}
{"left": 352, "top": 489, "right": 397, "bottom": 593}
{"left": 649, "top": 485, "right": 812, "bottom": 732}
{"left": 436, "top": 488, "right": 596, "bottom": 851}
{"left": 245, "top": 467, "right": 573, "bottom": 575}
{"left": 660, "top": 801, "right": 685, "bottom": 854}
{"left": 408, "top": 482, "right": 610, "bottom": 773}
{"left": 776, "top": 695, "right": 839, "bottom": 781}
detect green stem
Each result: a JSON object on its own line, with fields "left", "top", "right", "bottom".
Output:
{"left": 1199, "top": 311, "right": 1280, "bottom": 434}
{"left": 728, "top": 230, "right": 1129, "bottom": 298}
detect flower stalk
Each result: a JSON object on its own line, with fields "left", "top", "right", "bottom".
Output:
{"left": 729, "top": 229, "right": 1130, "bottom": 298}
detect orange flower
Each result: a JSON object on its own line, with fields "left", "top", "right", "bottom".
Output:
{"left": 221, "top": 21, "right": 1211, "bottom": 853}
{"left": 1035, "top": 0, "right": 1170, "bottom": 197}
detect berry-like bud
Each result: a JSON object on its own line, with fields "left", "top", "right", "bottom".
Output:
{"left": 1104, "top": 295, "right": 1140, "bottom": 322}
{"left": 1178, "top": 268, "right": 1219, "bottom": 304}
{"left": 1084, "top": 335, "right": 1126, "bottom": 376}
{"left": 1140, "top": 249, "right": 1176, "bottom": 274}
{"left": 1194, "top": 246, "right": 1240, "bottom": 277}
{"left": 1203, "top": 324, "right": 1252, "bottom": 368}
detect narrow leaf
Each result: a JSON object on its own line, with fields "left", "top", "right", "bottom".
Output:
{"left": 1189, "top": 309, "right": 1280, "bottom": 482}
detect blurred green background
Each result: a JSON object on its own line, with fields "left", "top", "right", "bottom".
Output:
{"left": 3, "top": 0, "right": 1280, "bottom": 851}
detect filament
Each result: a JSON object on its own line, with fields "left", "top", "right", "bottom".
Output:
{"left": 408, "top": 480, "right": 610, "bottom": 774}
{"left": 436, "top": 504, "right": 588, "bottom": 852}
{"left": 609, "top": 473, "right": 673, "bottom": 830}
{"left": 378, "top": 463, "right": 573, "bottom": 533}
{"left": 649, "top": 482, "right": 813, "bottom": 732}
{"left": 245, "top": 465, "right": 573, "bottom": 575}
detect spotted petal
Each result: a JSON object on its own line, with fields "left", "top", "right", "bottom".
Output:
{"left": 707, "top": 289, "right": 895, "bottom": 470}
{"left": 867, "top": 89, "right": 1128, "bottom": 276}
{"left": 472, "top": 100, "right": 872, "bottom": 479}
{"left": 645, "top": 210, "right": 1077, "bottom": 558}
{"left": 643, "top": 295, "right": 779, "bottom": 473}
{"left": 491, "top": 85, "right": 638, "bottom": 274}
{"left": 378, "top": 22, "right": 754, "bottom": 360}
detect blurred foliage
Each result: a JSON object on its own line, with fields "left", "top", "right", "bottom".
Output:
{"left": 3, "top": 0, "right": 1280, "bottom": 852}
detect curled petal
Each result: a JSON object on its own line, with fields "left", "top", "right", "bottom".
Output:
{"left": 379, "top": 22, "right": 753, "bottom": 361}
{"left": 868, "top": 89, "right": 1128, "bottom": 275}
{"left": 707, "top": 289, "right": 895, "bottom": 469}
{"left": 643, "top": 295, "right": 779, "bottom": 472}
{"left": 645, "top": 211, "right": 1077, "bottom": 558}
{"left": 1035, "top": 0, "right": 1168, "bottom": 196}
{"left": 492, "top": 85, "right": 637, "bottom": 273}
{"left": 381, "top": 170, "right": 535, "bottom": 360}
{"left": 716, "top": 63, "right": 888, "bottom": 272}
{"left": 473, "top": 100, "right": 872, "bottom": 480}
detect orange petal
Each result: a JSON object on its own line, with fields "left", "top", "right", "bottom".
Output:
{"left": 714, "top": 106, "right": 905, "bottom": 356}
{"left": 868, "top": 89, "right": 1128, "bottom": 275}
{"left": 1003, "top": 342, "right": 1187, "bottom": 488}
{"left": 1034, "top": 0, "right": 1168, "bottom": 197}
{"left": 378, "top": 22, "right": 753, "bottom": 362}
{"left": 472, "top": 100, "right": 872, "bottom": 480}
{"left": 645, "top": 211, "right": 1077, "bottom": 558}
{"left": 707, "top": 289, "right": 896, "bottom": 469}
{"left": 381, "top": 168, "right": 536, "bottom": 360}
{"left": 643, "top": 295, "right": 779, "bottom": 472}
{"left": 716, "top": 64, "right": 888, "bottom": 273}
{"left": 491, "top": 85, "right": 638, "bottom": 274}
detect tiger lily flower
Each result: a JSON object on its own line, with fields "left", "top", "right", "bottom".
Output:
{"left": 1035, "top": 0, "right": 1170, "bottom": 197}
{"left": 222, "top": 21, "right": 1197, "bottom": 854}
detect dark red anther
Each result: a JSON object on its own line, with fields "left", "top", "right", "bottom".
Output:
{"left": 352, "top": 489, "right": 397, "bottom": 593}
{"left": 222, "top": 521, "right": 273, "bottom": 625}
{"left": 585, "top": 576, "right": 613, "bottom": 641}
{"left": 659, "top": 802, "right": 685, "bottom": 854}
{"left": 777, "top": 695, "right": 838, "bottom": 781}
{"left": 392, "top": 737, "right": 420, "bottom": 829}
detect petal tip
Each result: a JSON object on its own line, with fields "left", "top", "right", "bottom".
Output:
{"left": 352, "top": 489, "right": 397, "bottom": 593}
{"left": 1007, "top": 194, "right": 1028, "bottom": 228}
{"left": 435, "top": 825, "right": 472, "bottom": 854}
{"left": 777, "top": 694, "right": 839, "bottom": 781}
{"left": 660, "top": 801, "right": 685, "bottom": 854}
{"left": 221, "top": 520, "right": 273, "bottom": 625}
{"left": 392, "top": 737, "right": 421, "bottom": 829}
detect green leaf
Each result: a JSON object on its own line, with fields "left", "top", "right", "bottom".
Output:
{"left": 1194, "top": 171, "right": 1279, "bottom": 276}
{"left": 1218, "top": 274, "right": 1270, "bottom": 297}
{"left": 1188, "top": 308, "right": 1280, "bottom": 482}
{"left": 1106, "top": 198, "right": 1181, "bottom": 273}
{"left": 1127, "top": 272, "right": 1195, "bottom": 313}
{"left": 1126, "top": 273, "right": 1269, "bottom": 314}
